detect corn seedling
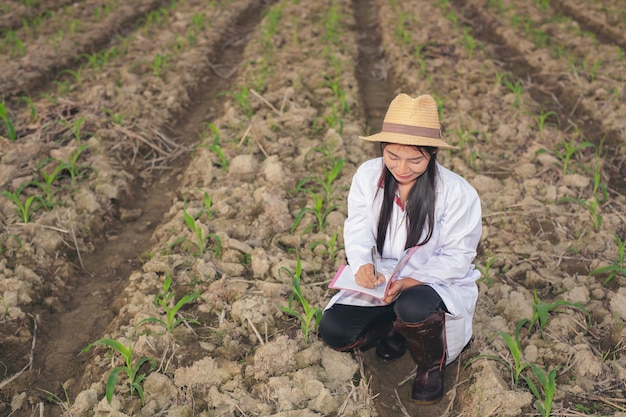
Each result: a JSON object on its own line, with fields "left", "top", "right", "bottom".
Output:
{"left": 0, "top": 100, "right": 17, "bottom": 141}
{"left": 466, "top": 323, "right": 529, "bottom": 388}
{"left": 59, "top": 116, "right": 91, "bottom": 145}
{"left": 532, "top": 109, "right": 558, "bottom": 135}
{"left": 571, "top": 197, "right": 602, "bottom": 232}
{"left": 1, "top": 30, "right": 26, "bottom": 58}
{"left": 395, "top": 13, "right": 411, "bottom": 45}
{"left": 292, "top": 191, "right": 338, "bottom": 234}
{"left": 461, "top": 28, "right": 477, "bottom": 59}
{"left": 196, "top": 123, "right": 228, "bottom": 170}
{"left": 56, "top": 143, "right": 90, "bottom": 187}
{"left": 323, "top": 3, "right": 340, "bottom": 45}
{"left": 432, "top": 94, "right": 446, "bottom": 121}
{"left": 582, "top": 58, "right": 602, "bottom": 82}
{"left": 103, "top": 108, "right": 125, "bottom": 126}
{"left": 279, "top": 257, "right": 322, "bottom": 343}
{"left": 152, "top": 53, "right": 170, "bottom": 78}
{"left": 476, "top": 255, "right": 498, "bottom": 288}
{"left": 80, "top": 51, "right": 106, "bottom": 71}
{"left": 232, "top": 87, "right": 254, "bottom": 119}
{"left": 19, "top": 96, "right": 37, "bottom": 121}
{"left": 297, "top": 145, "right": 346, "bottom": 204}
{"left": 1, "top": 184, "right": 41, "bottom": 223}
{"left": 310, "top": 230, "right": 344, "bottom": 263}
{"left": 182, "top": 200, "right": 221, "bottom": 257}
{"left": 590, "top": 234, "right": 625, "bottom": 285}
{"left": 80, "top": 338, "right": 156, "bottom": 405}
{"left": 262, "top": 7, "right": 282, "bottom": 48}
{"left": 202, "top": 191, "right": 214, "bottom": 220}
{"left": 446, "top": 12, "right": 458, "bottom": 29}
{"left": 32, "top": 160, "right": 66, "bottom": 209}
{"left": 522, "top": 364, "right": 560, "bottom": 417}
{"left": 38, "top": 386, "right": 72, "bottom": 414}
{"left": 502, "top": 74, "right": 524, "bottom": 109}
{"left": 532, "top": 29, "right": 549, "bottom": 48}
{"left": 489, "top": 0, "right": 505, "bottom": 13}
{"left": 537, "top": 138, "right": 594, "bottom": 175}
{"left": 521, "top": 289, "right": 591, "bottom": 335}
{"left": 136, "top": 274, "right": 200, "bottom": 334}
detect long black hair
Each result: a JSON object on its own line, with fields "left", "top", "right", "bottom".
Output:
{"left": 375, "top": 143, "right": 438, "bottom": 254}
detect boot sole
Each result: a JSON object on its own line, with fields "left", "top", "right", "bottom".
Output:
{"left": 374, "top": 353, "right": 406, "bottom": 363}
{"left": 411, "top": 396, "right": 443, "bottom": 405}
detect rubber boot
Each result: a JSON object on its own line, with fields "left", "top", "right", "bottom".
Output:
{"left": 338, "top": 320, "right": 394, "bottom": 353}
{"left": 393, "top": 311, "right": 446, "bottom": 404}
{"left": 375, "top": 330, "right": 406, "bottom": 362}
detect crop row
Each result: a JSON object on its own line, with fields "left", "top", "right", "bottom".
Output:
{"left": 377, "top": 0, "right": 625, "bottom": 414}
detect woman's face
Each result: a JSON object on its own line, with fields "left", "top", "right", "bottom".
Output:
{"left": 383, "top": 144, "right": 432, "bottom": 187}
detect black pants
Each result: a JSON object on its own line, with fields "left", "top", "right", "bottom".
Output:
{"left": 319, "top": 285, "right": 447, "bottom": 350}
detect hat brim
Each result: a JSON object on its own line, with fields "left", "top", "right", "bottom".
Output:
{"left": 358, "top": 132, "right": 459, "bottom": 150}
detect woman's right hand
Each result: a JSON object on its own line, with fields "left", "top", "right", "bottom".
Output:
{"left": 355, "top": 264, "right": 385, "bottom": 289}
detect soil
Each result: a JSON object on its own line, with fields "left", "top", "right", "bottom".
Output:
{"left": 1, "top": 0, "right": 625, "bottom": 416}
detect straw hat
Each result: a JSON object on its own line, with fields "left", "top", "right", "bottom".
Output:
{"left": 359, "top": 93, "right": 458, "bottom": 149}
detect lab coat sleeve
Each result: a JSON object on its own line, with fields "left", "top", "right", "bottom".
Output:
{"left": 406, "top": 178, "right": 482, "bottom": 285}
{"left": 343, "top": 162, "right": 380, "bottom": 272}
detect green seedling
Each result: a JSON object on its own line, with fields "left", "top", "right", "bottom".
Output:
{"left": 19, "top": 96, "right": 37, "bottom": 121}
{"left": 462, "top": 28, "right": 477, "bottom": 59}
{"left": 324, "top": 4, "right": 340, "bottom": 45}
{"left": 296, "top": 149, "right": 346, "bottom": 204}
{"left": 581, "top": 58, "right": 602, "bottom": 82}
{"left": 80, "top": 51, "right": 106, "bottom": 71}
{"left": 291, "top": 191, "right": 338, "bottom": 234}
{"left": 502, "top": 74, "right": 524, "bottom": 109}
{"left": 103, "top": 108, "right": 124, "bottom": 126}
{"left": 310, "top": 230, "right": 344, "bottom": 263}
{"left": 533, "top": 29, "right": 549, "bottom": 48}
{"left": 152, "top": 53, "right": 170, "bottom": 78}
{"left": 395, "top": 13, "right": 411, "bottom": 45}
{"left": 38, "top": 386, "right": 72, "bottom": 414}
{"left": 80, "top": 338, "right": 156, "bottom": 405}
{"left": 136, "top": 274, "right": 200, "bottom": 334}
{"left": 533, "top": 110, "right": 558, "bottom": 135}
{"left": 1, "top": 30, "right": 25, "bottom": 58}
{"left": 262, "top": 6, "right": 282, "bottom": 48}
{"left": 522, "top": 364, "right": 560, "bottom": 417}
{"left": 590, "top": 234, "right": 625, "bottom": 285}
{"left": 58, "top": 66, "right": 86, "bottom": 87}
{"left": 182, "top": 200, "right": 221, "bottom": 257}
{"left": 59, "top": 116, "right": 91, "bottom": 145}
{"left": 279, "top": 257, "right": 322, "bottom": 343}
{"left": 32, "top": 160, "right": 66, "bottom": 209}
{"left": 571, "top": 197, "right": 602, "bottom": 232}
{"left": 537, "top": 138, "right": 594, "bottom": 175}
{"left": 232, "top": 87, "right": 253, "bottom": 119}
{"left": 522, "top": 289, "right": 591, "bottom": 335}
{"left": 56, "top": 143, "right": 90, "bottom": 187}
{"left": 476, "top": 255, "right": 498, "bottom": 288}
{"left": 0, "top": 100, "right": 17, "bottom": 141}
{"left": 1, "top": 183, "right": 41, "bottom": 223}
{"left": 202, "top": 191, "right": 214, "bottom": 220}
{"left": 195, "top": 123, "right": 229, "bottom": 170}
{"left": 466, "top": 323, "right": 530, "bottom": 388}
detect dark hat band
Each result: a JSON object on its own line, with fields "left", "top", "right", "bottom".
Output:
{"left": 382, "top": 122, "right": 441, "bottom": 139}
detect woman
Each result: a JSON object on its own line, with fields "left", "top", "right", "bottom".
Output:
{"left": 319, "top": 93, "right": 482, "bottom": 404}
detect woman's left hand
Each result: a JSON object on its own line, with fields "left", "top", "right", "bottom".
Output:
{"left": 383, "top": 277, "right": 423, "bottom": 304}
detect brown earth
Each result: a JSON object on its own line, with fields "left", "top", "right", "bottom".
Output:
{"left": 1, "top": 0, "right": 625, "bottom": 416}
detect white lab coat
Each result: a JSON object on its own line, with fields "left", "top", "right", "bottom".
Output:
{"left": 325, "top": 158, "right": 482, "bottom": 363}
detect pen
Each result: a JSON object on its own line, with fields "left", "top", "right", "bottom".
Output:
{"left": 371, "top": 246, "right": 377, "bottom": 277}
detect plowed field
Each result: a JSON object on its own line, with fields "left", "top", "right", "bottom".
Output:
{"left": 1, "top": 0, "right": 625, "bottom": 416}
